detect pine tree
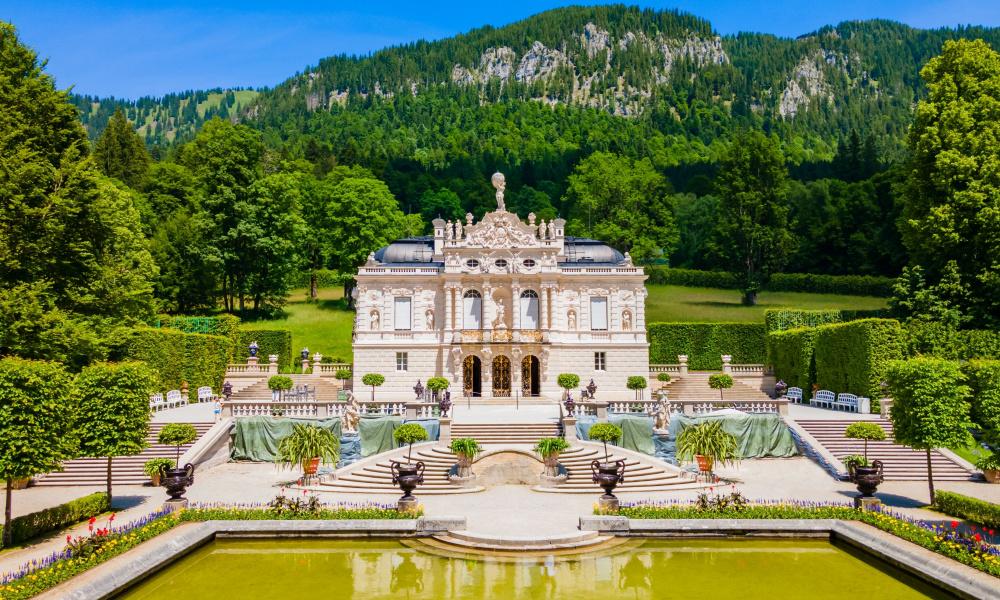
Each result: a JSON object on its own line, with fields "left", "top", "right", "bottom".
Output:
{"left": 93, "top": 107, "right": 151, "bottom": 188}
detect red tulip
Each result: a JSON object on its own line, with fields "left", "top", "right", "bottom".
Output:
{"left": 88, "top": 517, "right": 96, "bottom": 525}
{"left": 974, "top": 533, "right": 982, "bottom": 542}
{"left": 66, "top": 535, "right": 72, "bottom": 544}
{"left": 951, "top": 521, "right": 958, "bottom": 529}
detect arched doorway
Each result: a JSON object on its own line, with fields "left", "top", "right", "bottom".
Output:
{"left": 492, "top": 356, "right": 511, "bottom": 397}
{"left": 521, "top": 355, "right": 540, "bottom": 397}
{"left": 463, "top": 355, "right": 481, "bottom": 397}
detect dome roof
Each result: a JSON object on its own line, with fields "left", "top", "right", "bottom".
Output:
{"left": 373, "top": 236, "right": 435, "bottom": 264}
{"left": 563, "top": 236, "right": 626, "bottom": 265}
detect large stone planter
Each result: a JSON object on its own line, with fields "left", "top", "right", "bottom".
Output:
{"left": 849, "top": 460, "right": 884, "bottom": 497}
{"left": 448, "top": 456, "right": 476, "bottom": 487}
{"left": 160, "top": 463, "right": 195, "bottom": 500}
{"left": 391, "top": 461, "right": 425, "bottom": 511}
{"left": 983, "top": 469, "right": 1000, "bottom": 484}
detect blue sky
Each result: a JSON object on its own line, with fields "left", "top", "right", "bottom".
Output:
{"left": 3, "top": 1, "right": 999, "bottom": 98}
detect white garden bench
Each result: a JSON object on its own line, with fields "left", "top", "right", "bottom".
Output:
{"left": 786, "top": 387, "right": 803, "bottom": 404}
{"left": 166, "top": 389, "right": 185, "bottom": 409}
{"left": 813, "top": 390, "right": 835, "bottom": 409}
{"left": 149, "top": 393, "right": 165, "bottom": 412}
{"left": 197, "top": 386, "right": 214, "bottom": 402}
{"left": 834, "top": 393, "right": 858, "bottom": 412}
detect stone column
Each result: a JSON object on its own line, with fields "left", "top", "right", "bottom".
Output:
{"left": 439, "top": 417, "right": 452, "bottom": 445}
{"left": 595, "top": 402, "right": 609, "bottom": 420}
{"left": 540, "top": 287, "right": 550, "bottom": 330}
{"left": 512, "top": 283, "right": 521, "bottom": 330}
{"left": 312, "top": 353, "right": 323, "bottom": 378}
{"left": 268, "top": 354, "right": 279, "bottom": 374}
{"left": 444, "top": 285, "right": 454, "bottom": 331}
{"left": 678, "top": 355, "right": 688, "bottom": 376}
{"left": 563, "top": 417, "right": 578, "bottom": 442}
{"left": 721, "top": 355, "right": 732, "bottom": 374}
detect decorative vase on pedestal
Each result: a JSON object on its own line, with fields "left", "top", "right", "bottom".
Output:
{"left": 391, "top": 460, "right": 425, "bottom": 511}
{"left": 591, "top": 459, "right": 626, "bottom": 511}
{"left": 159, "top": 463, "right": 195, "bottom": 502}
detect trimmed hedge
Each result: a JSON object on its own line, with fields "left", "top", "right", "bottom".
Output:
{"left": 767, "top": 327, "right": 818, "bottom": 401}
{"left": 154, "top": 314, "right": 242, "bottom": 338}
{"left": 814, "top": 319, "right": 906, "bottom": 410}
{"left": 115, "top": 327, "right": 232, "bottom": 391}
{"left": 647, "top": 268, "right": 893, "bottom": 297}
{"left": 767, "top": 273, "right": 894, "bottom": 297}
{"left": 648, "top": 323, "right": 766, "bottom": 370}
{"left": 933, "top": 491, "right": 1000, "bottom": 530}
{"left": 0, "top": 492, "right": 109, "bottom": 548}
{"left": 236, "top": 329, "right": 293, "bottom": 371}
{"left": 764, "top": 309, "right": 889, "bottom": 333}
{"left": 647, "top": 267, "right": 740, "bottom": 289}
{"left": 905, "top": 322, "right": 1000, "bottom": 360}
{"left": 962, "top": 360, "right": 1000, "bottom": 437}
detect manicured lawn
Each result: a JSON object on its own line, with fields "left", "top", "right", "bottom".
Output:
{"left": 245, "top": 284, "right": 889, "bottom": 361}
{"left": 645, "top": 285, "right": 888, "bottom": 322}
{"left": 240, "top": 287, "right": 355, "bottom": 363}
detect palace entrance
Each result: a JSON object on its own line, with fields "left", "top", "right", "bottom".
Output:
{"left": 463, "top": 355, "right": 482, "bottom": 397}
{"left": 521, "top": 355, "right": 540, "bottom": 397}
{"left": 492, "top": 356, "right": 511, "bottom": 397}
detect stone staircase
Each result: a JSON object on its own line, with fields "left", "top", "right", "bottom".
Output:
{"left": 318, "top": 445, "right": 479, "bottom": 495}
{"left": 795, "top": 420, "right": 974, "bottom": 481}
{"left": 229, "top": 375, "right": 342, "bottom": 402}
{"left": 451, "top": 422, "right": 561, "bottom": 445}
{"left": 664, "top": 372, "right": 773, "bottom": 402}
{"left": 34, "top": 422, "right": 214, "bottom": 486}
{"left": 535, "top": 444, "right": 705, "bottom": 494}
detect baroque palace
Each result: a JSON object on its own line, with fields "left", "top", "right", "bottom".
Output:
{"left": 351, "top": 173, "right": 650, "bottom": 400}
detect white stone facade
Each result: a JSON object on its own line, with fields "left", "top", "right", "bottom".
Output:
{"left": 352, "top": 175, "right": 649, "bottom": 401}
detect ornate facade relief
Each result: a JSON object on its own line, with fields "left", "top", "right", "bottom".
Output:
{"left": 464, "top": 211, "right": 539, "bottom": 248}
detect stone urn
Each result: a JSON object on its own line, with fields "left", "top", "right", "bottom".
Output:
{"left": 159, "top": 463, "right": 195, "bottom": 500}
{"left": 455, "top": 454, "right": 473, "bottom": 478}
{"left": 983, "top": 469, "right": 1000, "bottom": 484}
{"left": 391, "top": 461, "right": 425, "bottom": 508}
{"left": 849, "top": 460, "right": 884, "bottom": 496}
{"left": 591, "top": 459, "right": 626, "bottom": 510}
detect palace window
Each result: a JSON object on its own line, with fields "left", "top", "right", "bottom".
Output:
{"left": 494, "top": 259, "right": 508, "bottom": 269}
{"left": 466, "top": 259, "right": 480, "bottom": 269}
{"left": 520, "top": 289, "right": 539, "bottom": 329}
{"left": 394, "top": 297, "right": 412, "bottom": 330}
{"left": 594, "top": 352, "right": 606, "bottom": 371}
{"left": 396, "top": 352, "right": 408, "bottom": 371}
{"left": 463, "top": 290, "right": 482, "bottom": 329}
{"left": 590, "top": 297, "right": 608, "bottom": 330}
{"left": 522, "top": 258, "right": 536, "bottom": 268}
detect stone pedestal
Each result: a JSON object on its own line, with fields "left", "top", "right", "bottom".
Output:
{"left": 538, "top": 473, "right": 568, "bottom": 488}
{"left": 854, "top": 496, "right": 881, "bottom": 511}
{"left": 563, "top": 417, "right": 577, "bottom": 442}
{"left": 597, "top": 496, "right": 620, "bottom": 512}
{"left": 448, "top": 473, "right": 477, "bottom": 488}
{"left": 439, "top": 418, "right": 452, "bottom": 445}
{"left": 247, "top": 356, "right": 259, "bottom": 366}
{"left": 398, "top": 498, "right": 420, "bottom": 513}
{"left": 301, "top": 359, "right": 310, "bottom": 374}
{"left": 163, "top": 498, "right": 189, "bottom": 512}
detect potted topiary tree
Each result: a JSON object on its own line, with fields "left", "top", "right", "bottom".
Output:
{"left": 675, "top": 421, "right": 738, "bottom": 476}
{"left": 143, "top": 458, "right": 174, "bottom": 487}
{"left": 268, "top": 375, "right": 294, "bottom": 401}
{"left": 626, "top": 376, "right": 648, "bottom": 401}
{"left": 362, "top": 373, "right": 385, "bottom": 402}
{"left": 977, "top": 454, "right": 1000, "bottom": 484}
{"left": 449, "top": 437, "right": 481, "bottom": 479}
{"left": 391, "top": 424, "right": 429, "bottom": 508}
{"left": 534, "top": 437, "right": 570, "bottom": 477}
{"left": 426, "top": 376, "right": 450, "bottom": 402}
{"left": 276, "top": 423, "right": 340, "bottom": 477}
{"left": 157, "top": 423, "right": 198, "bottom": 500}
{"left": 708, "top": 374, "right": 734, "bottom": 402}
{"left": 657, "top": 372, "right": 672, "bottom": 389}
{"left": 588, "top": 423, "right": 625, "bottom": 508}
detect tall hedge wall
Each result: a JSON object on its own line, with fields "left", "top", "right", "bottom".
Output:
{"left": 767, "top": 327, "right": 818, "bottom": 401}
{"left": 961, "top": 360, "right": 1000, "bottom": 438}
{"left": 155, "top": 314, "right": 242, "bottom": 337}
{"left": 115, "top": 327, "right": 233, "bottom": 391}
{"left": 648, "top": 323, "right": 766, "bottom": 370}
{"left": 904, "top": 322, "right": 1000, "bottom": 360}
{"left": 647, "top": 268, "right": 740, "bottom": 289}
{"left": 236, "top": 330, "right": 293, "bottom": 371}
{"left": 813, "top": 319, "right": 905, "bottom": 406}
{"left": 764, "top": 309, "right": 889, "bottom": 333}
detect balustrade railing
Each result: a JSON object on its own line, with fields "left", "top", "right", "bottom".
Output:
{"left": 316, "top": 363, "right": 352, "bottom": 375}
{"left": 576, "top": 397, "right": 788, "bottom": 418}
{"left": 223, "top": 400, "right": 440, "bottom": 419}
{"left": 728, "top": 364, "right": 766, "bottom": 376}
{"left": 225, "top": 363, "right": 277, "bottom": 375}
{"left": 649, "top": 364, "right": 681, "bottom": 374}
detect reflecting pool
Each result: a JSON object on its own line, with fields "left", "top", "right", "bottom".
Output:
{"left": 119, "top": 538, "right": 953, "bottom": 599}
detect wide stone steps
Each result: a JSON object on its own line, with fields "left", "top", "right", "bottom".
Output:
{"left": 229, "top": 375, "right": 342, "bottom": 402}
{"left": 663, "top": 375, "right": 772, "bottom": 402}
{"left": 451, "top": 423, "right": 561, "bottom": 446}
{"left": 34, "top": 422, "right": 214, "bottom": 486}
{"left": 795, "top": 419, "right": 973, "bottom": 481}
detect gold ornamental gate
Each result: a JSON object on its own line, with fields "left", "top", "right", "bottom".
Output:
{"left": 492, "top": 356, "right": 511, "bottom": 397}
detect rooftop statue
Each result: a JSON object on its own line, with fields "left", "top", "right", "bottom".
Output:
{"left": 492, "top": 171, "right": 506, "bottom": 211}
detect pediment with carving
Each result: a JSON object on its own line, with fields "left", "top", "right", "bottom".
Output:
{"left": 463, "top": 210, "right": 539, "bottom": 249}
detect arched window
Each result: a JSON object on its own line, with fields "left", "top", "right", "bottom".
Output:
{"left": 519, "top": 289, "right": 539, "bottom": 329}
{"left": 463, "top": 290, "right": 482, "bottom": 330}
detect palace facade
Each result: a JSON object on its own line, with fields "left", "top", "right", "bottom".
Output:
{"left": 351, "top": 173, "right": 649, "bottom": 400}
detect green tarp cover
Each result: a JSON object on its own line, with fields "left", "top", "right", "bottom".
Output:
{"left": 576, "top": 415, "right": 655, "bottom": 455}
{"left": 668, "top": 411, "right": 799, "bottom": 458}
{"left": 230, "top": 416, "right": 342, "bottom": 462}
{"left": 359, "top": 415, "right": 402, "bottom": 457}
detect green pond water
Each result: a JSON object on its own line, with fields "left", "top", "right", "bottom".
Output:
{"left": 118, "top": 538, "right": 953, "bottom": 599}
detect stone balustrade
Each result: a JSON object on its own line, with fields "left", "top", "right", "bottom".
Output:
{"left": 316, "top": 363, "right": 353, "bottom": 375}
{"left": 220, "top": 400, "right": 440, "bottom": 419}
{"left": 225, "top": 363, "right": 278, "bottom": 376}
{"left": 728, "top": 364, "right": 766, "bottom": 376}
{"left": 576, "top": 397, "right": 787, "bottom": 418}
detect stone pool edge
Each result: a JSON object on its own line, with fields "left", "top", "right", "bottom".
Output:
{"left": 39, "top": 517, "right": 466, "bottom": 600}
{"left": 578, "top": 516, "right": 1000, "bottom": 600}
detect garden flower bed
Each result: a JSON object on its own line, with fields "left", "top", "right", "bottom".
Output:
{"left": 0, "top": 495, "right": 415, "bottom": 600}
{"left": 597, "top": 491, "right": 1000, "bottom": 578}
